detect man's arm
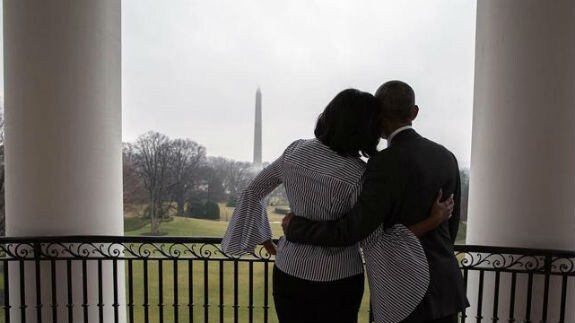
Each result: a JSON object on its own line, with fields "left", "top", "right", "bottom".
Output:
{"left": 285, "top": 154, "right": 402, "bottom": 247}
{"left": 448, "top": 156, "right": 461, "bottom": 244}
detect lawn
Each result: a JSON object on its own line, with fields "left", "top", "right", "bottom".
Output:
{"left": 456, "top": 221, "right": 467, "bottom": 245}
{"left": 121, "top": 215, "right": 465, "bottom": 323}
{"left": 122, "top": 214, "right": 372, "bottom": 323}
{"left": 0, "top": 210, "right": 465, "bottom": 323}
{"left": 125, "top": 255, "right": 281, "bottom": 323}
{"left": 123, "top": 214, "right": 284, "bottom": 238}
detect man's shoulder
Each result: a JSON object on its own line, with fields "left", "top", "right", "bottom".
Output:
{"left": 381, "top": 136, "right": 458, "bottom": 170}
{"left": 366, "top": 149, "right": 403, "bottom": 172}
{"left": 417, "top": 136, "right": 457, "bottom": 159}
{"left": 368, "top": 148, "right": 393, "bottom": 163}
{"left": 367, "top": 136, "right": 458, "bottom": 167}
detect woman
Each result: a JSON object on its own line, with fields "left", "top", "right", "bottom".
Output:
{"left": 222, "top": 89, "right": 451, "bottom": 323}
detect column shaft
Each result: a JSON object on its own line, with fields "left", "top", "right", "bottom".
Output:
{"left": 468, "top": 1, "right": 575, "bottom": 322}
{"left": 468, "top": 0, "right": 575, "bottom": 250}
{"left": 3, "top": 1, "right": 124, "bottom": 321}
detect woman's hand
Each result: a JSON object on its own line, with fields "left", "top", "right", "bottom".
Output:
{"left": 430, "top": 189, "right": 454, "bottom": 227}
{"left": 408, "top": 189, "right": 455, "bottom": 237}
{"left": 262, "top": 239, "right": 277, "bottom": 256}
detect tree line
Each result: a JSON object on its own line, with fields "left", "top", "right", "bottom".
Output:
{"left": 0, "top": 123, "right": 468, "bottom": 236}
{"left": 123, "top": 131, "right": 261, "bottom": 235}
{"left": 123, "top": 133, "right": 469, "bottom": 234}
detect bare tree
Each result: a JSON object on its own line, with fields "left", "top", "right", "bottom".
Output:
{"left": 131, "top": 131, "right": 172, "bottom": 235}
{"left": 225, "top": 160, "right": 254, "bottom": 200}
{"left": 202, "top": 157, "right": 229, "bottom": 202}
{"left": 167, "top": 139, "right": 206, "bottom": 216}
{"left": 206, "top": 157, "right": 253, "bottom": 206}
{"left": 122, "top": 143, "right": 147, "bottom": 208}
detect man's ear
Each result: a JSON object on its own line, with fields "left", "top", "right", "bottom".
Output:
{"left": 410, "top": 105, "right": 419, "bottom": 121}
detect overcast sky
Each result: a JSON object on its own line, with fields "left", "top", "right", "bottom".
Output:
{"left": 122, "top": 0, "right": 477, "bottom": 166}
{"left": 2, "top": 1, "right": 477, "bottom": 167}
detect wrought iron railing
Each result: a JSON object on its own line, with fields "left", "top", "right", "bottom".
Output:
{"left": 0, "top": 236, "right": 573, "bottom": 323}
{"left": 456, "top": 245, "right": 575, "bottom": 323}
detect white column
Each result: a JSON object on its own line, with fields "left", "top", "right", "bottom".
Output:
{"left": 3, "top": 0, "right": 124, "bottom": 322}
{"left": 467, "top": 1, "right": 575, "bottom": 322}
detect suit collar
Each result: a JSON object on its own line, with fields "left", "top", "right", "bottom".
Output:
{"left": 389, "top": 128, "right": 420, "bottom": 145}
{"left": 387, "top": 125, "right": 413, "bottom": 143}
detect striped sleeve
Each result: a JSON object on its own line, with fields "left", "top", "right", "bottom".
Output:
{"left": 348, "top": 173, "right": 365, "bottom": 209}
{"left": 221, "top": 157, "right": 283, "bottom": 256}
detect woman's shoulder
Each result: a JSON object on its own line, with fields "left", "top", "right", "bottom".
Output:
{"left": 283, "top": 138, "right": 308, "bottom": 152}
{"left": 282, "top": 138, "right": 324, "bottom": 156}
{"left": 283, "top": 139, "right": 366, "bottom": 180}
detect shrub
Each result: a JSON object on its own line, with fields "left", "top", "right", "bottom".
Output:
{"left": 187, "top": 200, "right": 205, "bottom": 218}
{"left": 274, "top": 207, "right": 290, "bottom": 215}
{"left": 204, "top": 201, "right": 220, "bottom": 220}
{"left": 188, "top": 200, "right": 220, "bottom": 220}
{"left": 142, "top": 205, "right": 151, "bottom": 219}
{"left": 226, "top": 197, "right": 237, "bottom": 207}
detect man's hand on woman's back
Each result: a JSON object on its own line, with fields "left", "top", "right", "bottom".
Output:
{"left": 281, "top": 213, "right": 294, "bottom": 235}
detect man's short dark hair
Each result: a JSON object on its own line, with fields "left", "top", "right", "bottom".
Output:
{"left": 375, "top": 80, "right": 415, "bottom": 122}
{"left": 314, "top": 88, "right": 381, "bottom": 158}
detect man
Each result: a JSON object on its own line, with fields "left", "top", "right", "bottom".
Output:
{"left": 284, "top": 80, "right": 469, "bottom": 323}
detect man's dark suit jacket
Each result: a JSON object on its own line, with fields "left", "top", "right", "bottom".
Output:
{"left": 285, "top": 129, "right": 469, "bottom": 322}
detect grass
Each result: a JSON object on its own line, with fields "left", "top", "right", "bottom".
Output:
{"left": 122, "top": 252, "right": 371, "bottom": 323}
{"left": 0, "top": 208, "right": 466, "bottom": 323}
{"left": 456, "top": 221, "right": 467, "bottom": 245}
{"left": 126, "top": 255, "right": 281, "bottom": 323}
{"left": 124, "top": 204, "right": 287, "bottom": 238}
{"left": 121, "top": 214, "right": 371, "bottom": 323}
{"left": 123, "top": 258, "right": 371, "bottom": 323}
{"left": 120, "top": 215, "right": 464, "bottom": 323}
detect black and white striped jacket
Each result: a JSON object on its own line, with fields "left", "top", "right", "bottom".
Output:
{"left": 222, "top": 138, "right": 365, "bottom": 281}
{"left": 222, "top": 138, "right": 430, "bottom": 322}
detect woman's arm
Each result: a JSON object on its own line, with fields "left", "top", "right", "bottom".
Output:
{"left": 221, "top": 158, "right": 284, "bottom": 255}
{"left": 408, "top": 190, "right": 454, "bottom": 237}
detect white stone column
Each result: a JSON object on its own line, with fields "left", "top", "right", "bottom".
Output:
{"left": 3, "top": 0, "right": 124, "bottom": 322}
{"left": 467, "top": 1, "right": 575, "bottom": 322}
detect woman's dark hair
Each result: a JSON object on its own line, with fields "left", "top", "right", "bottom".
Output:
{"left": 314, "top": 89, "right": 381, "bottom": 158}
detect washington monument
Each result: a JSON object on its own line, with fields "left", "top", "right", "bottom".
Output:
{"left": 253, "top": 88, "right": 262, "bottom": 166}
